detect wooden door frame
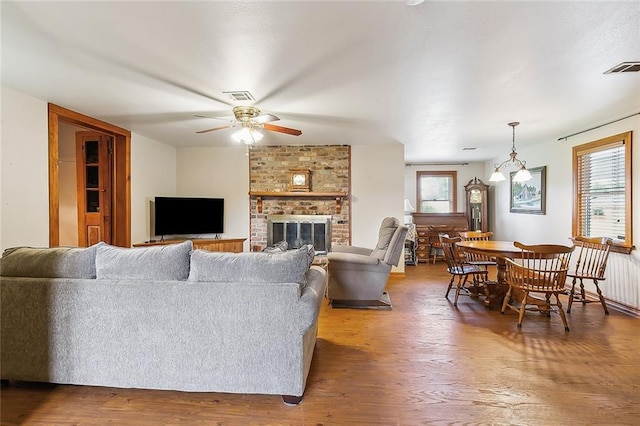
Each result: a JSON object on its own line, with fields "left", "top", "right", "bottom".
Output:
{"left": 48, "top": 103, "right": 131, "bottom": 247}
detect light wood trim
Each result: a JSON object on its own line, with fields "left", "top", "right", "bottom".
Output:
{"left": 113, "top": 134, "right": 131, "bottom": 247}
{"left": 572, "top": 131, "right": 633, "bottom": 253}
{"left": 48, "top": 103, "right": 132, "bottom": 248}
{"left": 249, "top": 191, "right": 347, "bottom": 197}
{"left": 416, "top": 170, "right": 458, "bottom": 213}
{"left": 48, "top": 110, "right": 60, "bottom": 246}
{"left": 133, "top": 238, "right": 246, "bottom": 253}
{"left": 48, "top": 104, "right": 130, "bottom": 136}
{"left": 249, "top": 191, "right": 347, "bottom": 214}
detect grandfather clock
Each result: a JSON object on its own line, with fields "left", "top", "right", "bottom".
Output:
{"left": 465, "top": 177, "right": 489, "bottom": 232}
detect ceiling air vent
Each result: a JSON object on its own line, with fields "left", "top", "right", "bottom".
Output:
{"left": 223, "top": 91, "right": 255, "bottom": 102}
{"left": 604, "top": 62, "right": 640, "bottom": 74}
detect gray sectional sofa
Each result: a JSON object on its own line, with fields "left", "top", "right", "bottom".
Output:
{"left": 0, "top": 241, "right": 326, "bottom": 405}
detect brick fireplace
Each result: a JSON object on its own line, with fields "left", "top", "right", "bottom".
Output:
{"left": 249, "top": 145, "right": 351, "bottom": 251}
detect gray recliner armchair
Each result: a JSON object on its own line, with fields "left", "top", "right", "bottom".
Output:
{"left": 327, "top": 217, "right": 408, "bottom": 309}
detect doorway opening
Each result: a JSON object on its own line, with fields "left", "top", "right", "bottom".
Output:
{"left": 48, "top": 104, "right": 131, "bottom": 247}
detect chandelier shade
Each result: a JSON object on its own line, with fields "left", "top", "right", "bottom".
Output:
{"left": 488, "top": 122, "right": 532, "bottom": 183}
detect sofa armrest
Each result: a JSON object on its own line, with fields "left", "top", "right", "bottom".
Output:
{"left": 296, "top": 266, "right": 327, "bottom": 334}
{"left": 330, "top": 245, "right": 373, "bottom": 256}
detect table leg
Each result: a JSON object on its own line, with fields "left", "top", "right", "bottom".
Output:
{"left": 483, "top": 257, "right": 508, "bottom": 309}
{"left": 484, "top": 256, "right": 551, "bottom": 311}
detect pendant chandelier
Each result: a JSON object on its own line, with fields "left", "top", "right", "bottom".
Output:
{"left": 489, "top": 121, "right": 532, "bottom": 183}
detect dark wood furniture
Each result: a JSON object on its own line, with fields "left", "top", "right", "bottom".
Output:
{"left": 133, "top": 238, "right": 246, "bottom": 253}
{"left": 412, "top": 213, "right": 469, "bottom": 263}
{"left": 464, "top": 177, "right": 489, "bottom": 232}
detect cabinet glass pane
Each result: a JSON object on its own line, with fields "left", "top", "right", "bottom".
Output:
{"left": 86, "top": 190, "right": 99, "bottom": 213}
{"left": 86, "top": 166, "right": 99, "bottom": 188}
{"left": 85, "top": 141, "right": 99, "bottom": 164}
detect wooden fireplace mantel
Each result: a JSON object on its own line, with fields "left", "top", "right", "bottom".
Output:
{"left": 249, "top": 191, "right": 347, "bottom": 214}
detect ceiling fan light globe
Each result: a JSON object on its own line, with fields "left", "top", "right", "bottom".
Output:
{"left": 231, "top": 128, "right": 246, "bottom": 143}
{"left": 251, "top": 129, "right": 264, "bottom": 142}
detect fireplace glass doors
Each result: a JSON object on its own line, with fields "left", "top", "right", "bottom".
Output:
{"left": 267, "top": 215, "right": 332, "bottom": 254}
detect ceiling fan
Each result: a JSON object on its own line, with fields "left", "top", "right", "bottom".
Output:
{"left": 195, "top": 106, "right": 302, "bottom": 144}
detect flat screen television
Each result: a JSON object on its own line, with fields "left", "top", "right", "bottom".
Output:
{"left": 154, "top": 197, "right": 224, "bottom": 236}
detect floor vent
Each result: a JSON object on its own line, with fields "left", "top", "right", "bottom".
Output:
{"left": 604, "top": 62, "right": 640, "bottom": 74}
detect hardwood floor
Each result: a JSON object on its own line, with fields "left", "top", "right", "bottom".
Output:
{"left": 2, "top": 262, "right": 639, "bottom": 425}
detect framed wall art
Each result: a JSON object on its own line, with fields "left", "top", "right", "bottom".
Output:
{"left": 288, "top": 169, "right": 311, "bottom": 192}
{"left": 510, "top": 166, "right": 546, "bottom": 214}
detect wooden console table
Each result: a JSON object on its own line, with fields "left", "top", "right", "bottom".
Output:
{"left": 133, "top": 238, "right": 246, "bottom": 253}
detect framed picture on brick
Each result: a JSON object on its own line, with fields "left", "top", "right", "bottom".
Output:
{"left": 288, "top": 169, "right": 311, "bottom": 192}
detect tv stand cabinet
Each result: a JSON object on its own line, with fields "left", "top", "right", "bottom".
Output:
{"left": 133, "top": 238, "right": 246, "bottom": 253}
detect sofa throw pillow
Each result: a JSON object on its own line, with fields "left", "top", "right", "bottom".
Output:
{"left": 262, "top": 240, "right": 288, "bottom": 253}
{"left": 188, "top": 244, "right": 314, "bottom": 284}
{"left": 96, "top": 240, "right": 192, "bottom": 281}
{"left": 0, "top": 243, "right": 101, "bottom": 279}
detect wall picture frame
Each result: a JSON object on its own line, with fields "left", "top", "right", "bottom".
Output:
{"left": 510, "top": 166, "right": 546, "bottom": 214}
{"left": 288, "top": 168, "right": 311, "bottom": 192}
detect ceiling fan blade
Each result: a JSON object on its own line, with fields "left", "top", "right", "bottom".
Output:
{"left": 263, "top": 123, "right": 302, "bottom": 136}
{"left": 254, "top": 113, "right": 280, "bottom": 124}
{"left": 196, "top": 124, "right": 231, "bottom": 134}
{"left": 194, "top": 114, "right": 233, "bottom": 121}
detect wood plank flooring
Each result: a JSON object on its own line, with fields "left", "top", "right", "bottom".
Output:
{"left": 2, "top": 262, "right": 639, "bottom": 425}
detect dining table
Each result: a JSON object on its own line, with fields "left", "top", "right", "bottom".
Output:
{"left": 456, "top": 240, "right": 539, "bottom": 309}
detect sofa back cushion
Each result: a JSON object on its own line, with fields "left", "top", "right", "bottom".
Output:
{"left": 96, "top": 240, "right": 192, "bottom": 281}
{"left": 188, "top": 244, "right": 314, "bottom": 284}
{"left": 0, "top": 244, "right": 101, "bottom": 279}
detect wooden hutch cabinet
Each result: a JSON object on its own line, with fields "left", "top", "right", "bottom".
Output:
{"left": 411, "top": 213, "right": 469, "bottom": 263}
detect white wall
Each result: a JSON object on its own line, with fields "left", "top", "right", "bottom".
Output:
{"left": 0, "top": 87, "right": 49, "bottom": 250}
{"left": 488, "top": 115, "right": 640, "bottom": 310}
{"left": 352, "top": 144, "right": 406, "bottom": 272}
{"left": 176, "top": 146, "right": 250, "bottom": 250}
{"left": 130, "top": 133, "right": 177, "bottom": 244}
{"left": 404, "top": 162, "right": 487, "bottom": 214}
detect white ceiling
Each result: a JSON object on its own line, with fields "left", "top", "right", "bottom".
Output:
{"left": 2, "top": 1, "right": 639, "bottom": 163}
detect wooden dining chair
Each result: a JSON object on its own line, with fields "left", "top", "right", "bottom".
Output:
{"left": 501, "top": 241, "right": 575, "bottom": 331}
{"left": 439, "top": 235, "right": 489, "bottom": 306}
{"left": 567, "top": 236, "right": 613, "bottom": 315}
{"left": 428, "top": 225, "right": 454, "bottom": 264}
{"left": 458, "top": 231, "right": 497, "bottom": 269}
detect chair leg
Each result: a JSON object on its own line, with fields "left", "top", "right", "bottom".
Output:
{"left": 500, "top": 286, "right": 512, "bottom": 314}
{"left": 445, "top": 276, "right": 454, "bottom": 298}
{"left": 556, "top": 294, "right": 570, "bottom": 331}
{"left": 567, "top": 277, "right": 577, "bottom": 313}
{"left": 517, "top": 292, "right": 528, "bottom": 328}
{"left": 593, "top": 279, "right": 609, "bottom": 315}
{"left": 454, "top": 276, "right": 466, "bottom": 306}
{"left": 580, "top": 280, "right": 587, "bottom": 304}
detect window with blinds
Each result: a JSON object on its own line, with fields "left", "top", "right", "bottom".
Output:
{"left": 573, "top": 132, "right": 632, "bottom": 248}
{"left": 417, "top": 171, "right": 457, "bottom": 213}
